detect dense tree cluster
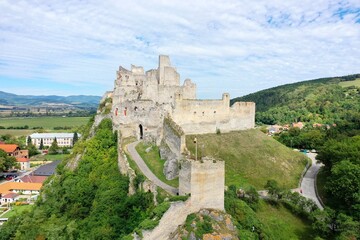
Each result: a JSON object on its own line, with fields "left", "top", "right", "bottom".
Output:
{"left": 232, "top": 74, "right": 360, "bottom": 125}
{"left": 233, "top": 74, "right": 360, "bottom": 240}
{"left": 0, "top": 119, "right": 155, "bottom": 239}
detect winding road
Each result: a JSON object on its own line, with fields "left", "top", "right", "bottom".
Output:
{"left": 127, "top": 141, "right": 178, "bottom": 195}
{"left": 300, "top": 152, "right": 324, "bottom": 209}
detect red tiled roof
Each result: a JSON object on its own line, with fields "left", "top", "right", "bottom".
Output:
{"left": 0, "top": 182, "right": 42, "bottom": 194}
{"left": 19, "top": 150, "right": 29, "bottom": 158}
{"left": 2, "top": 192, "right": 19, "bottom": 199}
{"left": 20, "top": 175, "right": 47, "bottom": 183}
{"left": 16, "top": 157, "right": 29, "bottom": 163}
{"left": 0, "top": 144, "right": 19, "bottom": 153}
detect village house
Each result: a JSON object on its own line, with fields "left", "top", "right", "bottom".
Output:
{"left": 292, "top": 122, "right": 304, "bottom": 129}
{"left": 0, "top": 192, "right": 19, "bottom": 205}
{"left": 0, "top": 182, "right": 42, "bottom": 197}
{"left": 267, "top": 125, "right": 283, "bottom": 135}
{"left": 0, "top": 144, "right": 20, "bottom": 157}
{"left": 16, "top": 158, "right": 30, "bottom": 171}
{"left": 0, "top": 144, "right": 30, "bottom": 170}
{"left": 28, "top": 133, "right": 80, "bottom": 148}
{"left": 15, "top": 175, "right": 47, "bottom": 184}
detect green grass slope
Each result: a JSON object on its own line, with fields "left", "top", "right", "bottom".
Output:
{"left": 186, "top": 129, "right": 308, "bottom": 189}
{"left": 136, "top": 142, "right": 179, "bottom": 188}
{"left": 339, "top": 78, "right": 360, "bottom": 87}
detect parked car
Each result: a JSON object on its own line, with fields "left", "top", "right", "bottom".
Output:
{"left": 5, "top": 176, "right": 14, "bottom": 181}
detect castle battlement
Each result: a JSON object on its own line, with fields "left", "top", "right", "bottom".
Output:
{"left": 111, "top": 55, "right": 255, "bottom": 140}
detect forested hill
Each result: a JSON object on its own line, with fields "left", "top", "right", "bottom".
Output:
{"left": 231, "top": 74, "right": 360, "bottom": 125}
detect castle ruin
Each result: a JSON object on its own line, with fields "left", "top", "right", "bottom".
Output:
{"left": 108, "top": 55, "right": 255, "bottom": 238}
{"left": 112, "top": 55, "right": 255, "bottom": 144}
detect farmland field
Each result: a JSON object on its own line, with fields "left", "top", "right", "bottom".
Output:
{"left": 0, "top": 116, "right": 90, "bottom": 136}
{"left": 0, "top": 117, "right": 90, "bottom": 129}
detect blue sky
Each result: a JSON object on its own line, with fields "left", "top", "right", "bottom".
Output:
{"left": 0, "top": 0, "right": 359, "bottom": 99}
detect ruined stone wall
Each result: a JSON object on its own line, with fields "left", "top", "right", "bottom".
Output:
{"left": 112, "top": 100, "right": 164, "bottom": 141}
{"left": 179, "top": 160, "right": 191, "bottom": 195}
{"left": 158, "top": 55, "right": 180, "bottom": 86}
{"left": 163, "top": 117, "right": 185, "bottom": 157}
{"left": 179, "top": 159, "right": 225, "bottom": 210}
{"left": 172, "top": 93, "right": 255, "bottom": 134}
{"left": 190, "top": 160, "right": 225, "bottom": 210}
{"left": 111, "top": 55, "right": 254, "bottom": 144}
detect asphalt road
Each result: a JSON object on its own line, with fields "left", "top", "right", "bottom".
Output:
{"left": 127, "top": 140, "right": 178, "bottom": 195}
{"left": 301, "top": 152, "right": 324, "bottom": 209}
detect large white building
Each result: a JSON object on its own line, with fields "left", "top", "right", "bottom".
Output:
{"left": 28, "top": 133, "right": 80, "bottom": 148}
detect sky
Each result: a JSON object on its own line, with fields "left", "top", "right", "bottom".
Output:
{"left": 0, "top": 0, "right": 359, "bottom": 99}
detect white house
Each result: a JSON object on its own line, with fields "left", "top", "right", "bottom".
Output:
{"left": 0, "top": 193, "right": 19, "bottom": 205}
{"left": 27, "top": 133, "right": 81, "bottom": 148}
{"left": 16, "top": 158, "right": 30, "bottom": 170}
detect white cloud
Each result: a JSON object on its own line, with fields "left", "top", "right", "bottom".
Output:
{"left": 0, "top": 0, "right": 359, "bottom": 98}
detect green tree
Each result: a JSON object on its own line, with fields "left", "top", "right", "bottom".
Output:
{"left": 26, "top": 136, "right": 39, "bottom": 157}
{"left": 310, "top": 208, "right": 336, "bottom": 237}
{"left": 0, "top": 149, "right": 17, "bottom": 171}
{"left": 317, "top": 136, "right": 360, "bottom": 170}
{"left": 49, "top": 137, "right": 59, "bottom": 155}
{"left": 27, "top": 144, "right": 39, "bottom": 157}
{"left": 327, "top": 160, "right": 360, "bottom": 209}
{"left": 73, "top": 132, "right": 79, "bottom": 146}
{"left": 265, "top": 179, "right": 281, "bottom": 198}
{"left": 39, "top": 139, "right": 44, "bottom": 150}
{"left": 335, "top": 213, "right": 360, "bottom": 239}
{"left": 27, "top": 135, "right": 32, "bottom": 145}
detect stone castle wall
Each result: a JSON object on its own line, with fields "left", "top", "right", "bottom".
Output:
{"left": 179, "top": 159, "right": 225, "bottom": 211}
{"left": 163, "top": 117, "right": 185, "bottom": 157}
{"left": 111, "top": 54, "right": 255, "bottom": 140}
{"left": 172, "top": 93, "right": 255, "bottom": 134}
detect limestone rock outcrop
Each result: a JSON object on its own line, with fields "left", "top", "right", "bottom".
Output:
{"left": 170, "top": 209, "right": 239, "bottom": 240}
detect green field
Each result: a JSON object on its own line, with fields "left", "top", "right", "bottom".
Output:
{"left": 2, "top": 205, "right": 33, "bottom": 218}
{"left": 31, "top": 153, "right": 70, "bottom": 162}
{"left": 256, "top": 201, "right": 315, "bottom": 239}
{"left": 0, "top": 129, "right": 34, "bottom": 137}
{"left": 339, "top": 78, "right": 360, "bottom": 87}
{"left": 136, "top": 142, "right": 179, "bottom": 188}
{"left": 186, "top": 129, "right": 308, "bottom": 189}
{"left": 0, "top": 116, "right": 90, "bottom": 129}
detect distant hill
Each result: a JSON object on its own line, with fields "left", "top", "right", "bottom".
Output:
{"left": 0, "top": 91, "right": 101, "bottom": 107}
{"left": 231, "top": 74, "right": 360, "bottom": 125}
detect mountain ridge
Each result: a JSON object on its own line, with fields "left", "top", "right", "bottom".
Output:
{"left": 0, "top": 90, "right": 101, "bottom": 107}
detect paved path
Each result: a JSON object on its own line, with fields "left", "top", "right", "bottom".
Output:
{"left": 300, "top": 152, "right": 324, "bottom": 209}
{"left": 127, "top": 141, "right": 178, "bottom": 195}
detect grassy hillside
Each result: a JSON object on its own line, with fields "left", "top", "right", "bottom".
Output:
{"left": 136, "top": 142, "right": 179, "bottom": 188}
{"left": 339, "top": 78, "right": 360, "bottom": 88}
{"left": 231, "top": 74, "right": 360, "bottom": 125}
{"left": 255, "top": 200, "right": 314, "bottom": 239}
{"left": 186, "top": 129, "right": 308, "bottom": 189}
